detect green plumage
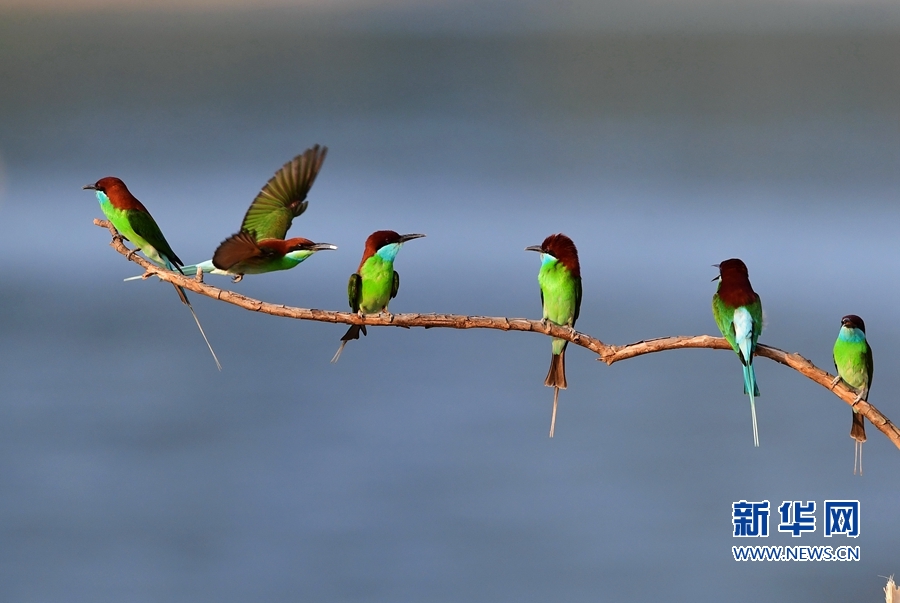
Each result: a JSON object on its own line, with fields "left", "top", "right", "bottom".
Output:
{"left": 102, "top": 203, "right": 182, "bottom": 270}
{"left": 87, "top": 178, "right": 221, "bottom": 370}
{"left": 528, "top": 233, "right": 582, "bottom": 437}
{"left": 332, "top": 232, "right": 423, "bottom": 363}
{"left": 537, "top": 257, "right": 581, "bottom": 357}
{"left": 711, "top": 295, "right": 763, "bottom": 371}
{"left": 351, "top": 255, "right": 400, "bottom": 315}
{"left": 711, "top": 258, "right": 762, "bottom": 446}
{"left": 240, "top": 145, "right": 326, "bottom": 241}
{"left": 833, "top": 337, "right": 873, "bottom": 396}
{"left": 832, "top": 316, "right": 873, "bottom": 474}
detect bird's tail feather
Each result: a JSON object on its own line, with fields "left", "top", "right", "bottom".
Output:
{"left": 850, "top": 410, "right": 866, "bottom": 443}
{"left": 331, "top": 324, "right": 367, "bottom": 363}
{"left": 544, "top": 348, "right": 567, "bottom": 389}
{"left": 741, "top": 363, "right": 760, "bottom": 446}
{"left": 851, "top": 410, "right": 865, "bottom": 475}
{"left": 173, "top": 284, "right": 222, "bottom": 371}
{"left": 125, "top": 260, "right": 216, "bottom": 282}
{"left": 749, "top": 396, "right": 759, "bottom": 447}
{"left": 549, "top": 386, "right": 560, "bottom": 438}
{"left": 742, "top": 363, "right": 760, "bottom": 397}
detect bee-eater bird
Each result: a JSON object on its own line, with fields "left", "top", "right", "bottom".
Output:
{"left": 525, "top": 233, "right": 582, "bottom": 438}
{"left": 331, "top": 230, "right": 426, "bottom": 363}
{"left": 84, "top": 177, "right": 221, "bottom": 370}
{"left": 210, "top": 230, "right": 336, "bottom": 277}
{"left": 126, "top": 145, "right": 334, "bottom": 282}
{"left": 831, "top": 314, "right": 873, "bottom": 475}
{"left": 712, "top": 258, "right": 763, "bottom": 447}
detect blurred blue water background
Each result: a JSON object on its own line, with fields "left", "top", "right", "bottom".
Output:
{"left": 1, "top": 7, "right": 899, "bottom": 601}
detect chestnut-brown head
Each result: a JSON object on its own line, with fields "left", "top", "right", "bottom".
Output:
{"left": 359, "top": 230, "right": 425, "bottom": 269}
{"left": 82, "top": 177, "right": 147, "bottom": 211}
{"left": 525, "top": 233, "right": 580, "bottom": 278}
{"left": 258, "top": 237, "right": 337, "bottom": 255}
{"left": 841, "top": 314, "right": 866, "bottom": 333}
{"left": 713, "top": 258, "right": 757, "bottom": 307}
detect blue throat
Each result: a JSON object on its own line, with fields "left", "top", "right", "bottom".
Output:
{"left": 376, "top": 243, "right": 401, "bottom": 263}
{"left": 839, "top": 327, "right": 866, "bottom": 343}
{"left": 541, "top": 253, "right": 557, "bottom": 267}
{"left": 96, "top": 191, "right": 110, "bottom": 207}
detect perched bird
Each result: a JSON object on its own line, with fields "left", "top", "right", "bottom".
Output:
{"left": 712, "top": 258, "right": 763, "bottom": 446}
{"left": 126, "top": 145, "right": 334, "bottom": 282}
{"left": 84, "top": 177, "right": 221, "bottom": 370}
{"left": 331, "top": 230, "right": 425, "bottom": 363}
{"left": 525, "top": 233, "right": 582, "bottom": 438}
{"left": 831, "top": 314, "right": 873, "bottom": 475}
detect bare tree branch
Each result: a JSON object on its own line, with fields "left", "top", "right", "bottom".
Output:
{"left": 96, "top": 219, "right": 900, "bottom": 452}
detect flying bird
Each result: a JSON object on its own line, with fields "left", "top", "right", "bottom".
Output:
{"left": 210, "top": 230, "right": 336, "bottom": 278}
{"left": 831, "top": 314, "right": 873, "bottom": 475}
{"left": 712, "top": 258, "right": 763, "bottom": 446}
{"left": 331, "top": 230, "right": 425, "bottom": 363}
{"left": 526, "top": 233, "right": 582, "bottom": 438}
{"left": 84, "top": 177, "right": 221, "bottom": 370}
{"left": 126, "top": 145, "right": 334, "bottom": 283}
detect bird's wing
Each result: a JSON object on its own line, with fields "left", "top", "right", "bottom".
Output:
{"left": 572, "top": 277, "right": 582, "bottom": 326}
{"left": 240, "top": 145, "right": 328, "bottom": 241}
{"left": 347, "top": 273, "right": 362, "bottom": 313}
{"left": 748, "top": 294, "right": 764, "bottom": 347}
{"left": 865, "top": 342, "right": 874, "bottom": 394}
{"left": 391, "top": 270, "right": 400, "bottom": 299}
{"left": 711, "top": 294, "right": 738, "bottom": 353}
{"left": 212, "top": 230, "right": 264, "bottom": 270}
{"left": 127, "top": 209, "right": 184, "bottom": 268}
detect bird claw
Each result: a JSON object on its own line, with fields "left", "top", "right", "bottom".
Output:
{"left": 140, "top": 271, "right": 154, "bottom": 280}
{"left": 540, "top": 318, "right": 549, "bottom": 328}
{"left": 381, "top": 310, "right": 394, "bottom": 321}
{"left": 126, "top": 248, "right": 141, "bottom": 262}
{"left": 195, "top": 267, "right": 204, "bottom": 283}
{"left": 231, "top": 274, "right": 243, "bottom": 283}
{"left": 853, "top": 392, "right": 864, "bottom": 404}
{"left": 829, "top": 375, "right": 842, "bottom": 390}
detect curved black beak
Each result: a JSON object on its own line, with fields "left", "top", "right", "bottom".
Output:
{"left": 82, "top": 184, "right": 97, "bottom": 190}
{"left": 525, "top": 245, "right": 543, "bottom": 253}
{"left": 311, "top": 243, "right": 338, "bottom": 251}
{"left": 399, "top": 233, "right": 426, "bottom": 243}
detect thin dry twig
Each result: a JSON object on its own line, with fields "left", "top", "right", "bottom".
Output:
{"left": 96, "top": 218, "right": 900, "bottom": 452}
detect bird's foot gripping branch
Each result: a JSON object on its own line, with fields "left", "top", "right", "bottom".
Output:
{"left": 95, "top": 218, "right": 900, "bottom": 453}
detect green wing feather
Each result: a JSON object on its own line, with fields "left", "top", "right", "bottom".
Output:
{"left": 866, "top": 343, "right": 874, "bottom": 393}
{"left": 712, "top": 294, "right": 738, "bottom": 353}
{"left": 573, "top": 277, "right": 582, "bottom": 325}
{"left": 747, "top": 295, "right": 763, "bottom": 344}
{"left": 712, "top": 293, "right": 763, "bottom": 358}
{"left": 241, "top": 145, "right": 328, "bottom": 241}
{"left": 348, "top": 273, "right": 362, "bottom": 313}
{"left": 833, "top": 337, "right": 874, "bottom": 399}
{"left": 126, "top": 209, "right": 183, "bottom": 267}
{"left": 391, "top": 271, "right": 400, "bottom": 299}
